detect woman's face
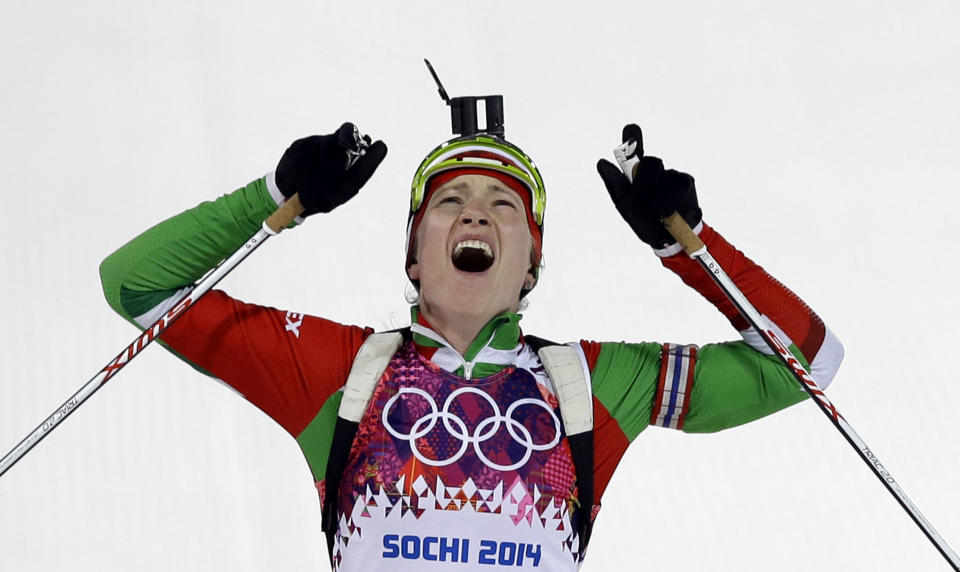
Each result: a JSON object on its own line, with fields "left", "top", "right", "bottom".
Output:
{"left": 408, "top": 173, "right": 535, "bottom": 320}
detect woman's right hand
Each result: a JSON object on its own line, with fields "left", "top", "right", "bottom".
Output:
{"left": 596, "top": 124, "right": 701, "bottom": 250}
{"left": 275, "top": 122, "right": 388, "bottom": 217}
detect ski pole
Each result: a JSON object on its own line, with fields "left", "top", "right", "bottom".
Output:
{"left": 0, "top": 195, "right": 305, "bottom": 478}
{"left": 613, "top": 141, "right": 960, "bottom": 571}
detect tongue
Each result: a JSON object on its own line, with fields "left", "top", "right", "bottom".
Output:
{"left": 452, "top": 247, "right": 494, "bottom": 272}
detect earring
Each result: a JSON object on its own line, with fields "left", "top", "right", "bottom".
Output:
{"left": 522, "top": 281, "right": 534, "bottom": 290}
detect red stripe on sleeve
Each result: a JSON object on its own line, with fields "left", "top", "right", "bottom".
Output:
{"left": 578, "top": 340, "right": 603, "bottom": 372}
{"left": 650, "top": 343, "right": 673, "bottom": 426}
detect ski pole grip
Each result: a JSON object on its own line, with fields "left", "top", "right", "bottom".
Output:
{"left": 662, "top": 212, "right": 705, "bottom": 255}
{"left": 265, "top": 194, "right": 305, "bottom": 233}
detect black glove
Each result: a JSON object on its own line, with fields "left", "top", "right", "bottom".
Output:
{"left": 596, "top": 124, "right": 702, "bottom": 249}
{"left": 275, "top": 122, "right": 388, "bottom": 217}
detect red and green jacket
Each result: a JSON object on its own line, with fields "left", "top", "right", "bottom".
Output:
{"left": 99, "top": 174, "right": 843, "bottom": 571}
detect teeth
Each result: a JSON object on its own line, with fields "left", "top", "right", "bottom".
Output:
{"left": 454, "top": 239, "right": 493, "bottom": 258}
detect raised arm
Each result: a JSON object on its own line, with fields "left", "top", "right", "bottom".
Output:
{"left": 583, "top": 125, "right": 844, "bottom": 501}
{"left": 98, "top": 123, "right": 386, "bottom": 436}
{"left": 596, "top": 124, "right": 843, "bottom": 396}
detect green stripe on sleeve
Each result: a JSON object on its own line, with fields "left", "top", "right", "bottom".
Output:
{"left": 296, "top": 391, "right": 344, "bottom": 481}
{"left": 99, "top": 177, "right": 281, "bottom": 323}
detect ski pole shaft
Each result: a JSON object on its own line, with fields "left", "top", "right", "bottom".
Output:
{"left": 613, "top": 145, "right": 959, "bottom": 570}
{"left": 0, "top": 195, "right": 305, "bottom": 478}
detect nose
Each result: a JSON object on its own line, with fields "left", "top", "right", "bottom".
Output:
{"left": 461, "top": 214, "right": 489, "bottom": 226}
{"left": 460, "top": 200, "right": 489, "bottom": 226}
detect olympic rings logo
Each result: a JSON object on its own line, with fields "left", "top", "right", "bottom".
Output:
{"left": 382, "top": 387, "right": 561, "bottom": 471}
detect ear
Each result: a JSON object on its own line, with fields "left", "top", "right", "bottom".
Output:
{"left": 407, "top": 261, "right": 420, "bottom": 281}
{"left": 523, "top": 270, "right": 536, "bottom": 290}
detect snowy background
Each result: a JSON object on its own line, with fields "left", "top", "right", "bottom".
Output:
{"left": 2, "top": 1, "right": 959, "bottom": 570}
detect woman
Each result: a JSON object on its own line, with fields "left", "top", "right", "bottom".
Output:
{"left": 99, "top": 122, "right": 843, "bottom": 571}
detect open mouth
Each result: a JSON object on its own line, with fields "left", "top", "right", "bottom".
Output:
{"left": 452, "top": 239, "right": 494, "bottom": 272}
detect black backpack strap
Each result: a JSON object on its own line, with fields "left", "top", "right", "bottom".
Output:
{"left": 522, "top": 333, "right": 556, "bottom": 353}
{"left": 322, "top": 415, "right": 360, "bottom": 563}
{"left": 568, "top": 431, "right": 595, "bottom": 560}
{"left": 322, "top": 327, "right": 410, "bottom": 565}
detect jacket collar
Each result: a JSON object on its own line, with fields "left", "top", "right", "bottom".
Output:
{"left": 409, "top": 306, "right": 524, "bottom": 380}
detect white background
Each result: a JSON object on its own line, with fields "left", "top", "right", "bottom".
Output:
{"left": 2, "top": 1, "right": 959, "bottom": 570}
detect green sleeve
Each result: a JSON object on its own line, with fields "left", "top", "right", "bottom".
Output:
{"left": 682, "top": 341, "right": 809, "bottom": 433}
{"left": 98, "top": 177, "right": 282, "bottom": 324}
{"left": 590, "top": 339, "right": 809, "bottom": 441}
